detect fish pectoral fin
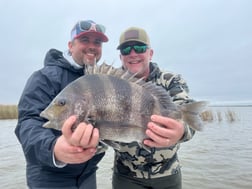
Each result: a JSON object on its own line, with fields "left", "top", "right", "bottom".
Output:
{"left": 95, "top": 140, "right": 109, "bottom": 154}
{"left": 101, "top": 140, "right": 121, "bottom": 151}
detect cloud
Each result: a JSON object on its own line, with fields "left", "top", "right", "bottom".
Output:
{"left": 0, "top": 0, "right": 251, "bottom": 104}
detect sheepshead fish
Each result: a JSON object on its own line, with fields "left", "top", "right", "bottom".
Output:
{"left": 40, "top": 62, "right": 207, "bottom": 149}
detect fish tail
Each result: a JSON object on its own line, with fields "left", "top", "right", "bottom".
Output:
{"left": 180, "top": 101, "right": 209, "bottom": 131}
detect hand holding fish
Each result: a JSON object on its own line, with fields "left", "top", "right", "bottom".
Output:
{"left": 53, "top": 115, "right": 98, "bottom": 164}
{"left": 143, "top": 115, "right": 184, "bottom": 148}
{"left": 62, "top": 115, "right": 99, "bottom": 148}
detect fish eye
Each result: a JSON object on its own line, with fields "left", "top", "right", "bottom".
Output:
{"left": 56, "top": 99, "right": 66, "bottom": 106}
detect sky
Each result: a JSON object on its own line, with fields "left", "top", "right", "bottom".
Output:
{"left": 0, "top": 0, "right": 251, "bottom": 105}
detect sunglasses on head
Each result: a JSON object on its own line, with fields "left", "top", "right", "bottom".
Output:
{"left": 120, "top": 45, "right": 148, "bottom": 56}
{"left": 79, "top": 21, "right": 106, "bottom": 33}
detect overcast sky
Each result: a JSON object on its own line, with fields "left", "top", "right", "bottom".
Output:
{"left": 1, "top": 0, "right": 251, "bottom": 105}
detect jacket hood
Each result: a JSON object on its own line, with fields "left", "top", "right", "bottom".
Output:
{"left": 44, "top": 49, "right": 84, "bottom": 73}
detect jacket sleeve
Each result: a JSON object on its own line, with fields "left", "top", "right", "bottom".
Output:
{"left": 15, "top": 69, "right": 61, "bottom": 167}
{"left": 157, "top": 72, "right": 196, "bottom": 142}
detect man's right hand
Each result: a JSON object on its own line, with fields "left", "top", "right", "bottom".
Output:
{"left": 53, "top": 115, "right": 99, "bottom": 164}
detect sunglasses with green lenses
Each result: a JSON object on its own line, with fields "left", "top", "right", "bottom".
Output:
{"left": 120, "top": 45, "right": 148, "bottom": 56}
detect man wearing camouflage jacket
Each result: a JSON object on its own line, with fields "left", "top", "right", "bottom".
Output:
{"left": 113, "top": 27, "right": 196, "bottom": 189}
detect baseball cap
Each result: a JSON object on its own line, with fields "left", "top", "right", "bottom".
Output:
{"left": 71, "top": 20, "right": 108, "bottom": 42}
{"left": 117, "top": 27, "right": 150, "bottom": 49}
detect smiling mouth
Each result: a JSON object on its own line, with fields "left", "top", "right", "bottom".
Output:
{"left": 86, "top": 52, "right": 96, "bottom": 57}
{"left": 84, "top": 53, "right": 97, "bottom": 64}
{"left": 129, "top": 60, "right": 141, "bottom": 64}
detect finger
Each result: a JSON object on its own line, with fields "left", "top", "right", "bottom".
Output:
{"left": 69, "top": 122, "right": 92, "bottom": 146}
{"left": 57, "top": 135, "right": 84, "bottom": 153}
{"left": 143, "top": 138, "right": 169, "bottom": 148}
{"left": 62, "top": 115, "right": 77, "bottom": 140}
{"left": 78, "top": 123, "right": 94, "bottom": 147}
{"left": 74, "top": 148, "right": 97, "bottom": 163}
{"left": 145, "top": 128, "right": 167, "bottom": 145}
{"left": 87, "top": 128, "right": 100, "bottom": 148}
{"left": 67, "top": 145, "right": 84, "bottom": 153}
{"left": 143, "top": 138, "right": 159, "bottom": 147}
{"left": 54, "top": 135, "right": 84, "bottom": 164}
{"left": 64, "top": 148, "right": 97, "bottom": 164}
{"left": 147, "top": 121, "right": 170, "bottom": 138}
{"left": 151, "top": 115, "right": 175, "bottom": 129}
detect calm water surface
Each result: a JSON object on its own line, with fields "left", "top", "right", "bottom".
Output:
{"left": 0, "top": 107, "right": 251, "bottom": 189}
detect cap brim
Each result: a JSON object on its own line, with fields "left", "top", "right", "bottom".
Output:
{"left": 117, "top": 39, "right": 147, "bottom": 49}
{"left": 75, "top": 31, "right": 108, "bottom": 42}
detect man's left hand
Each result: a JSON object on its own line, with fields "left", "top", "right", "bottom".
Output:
{"left": 143, "top": 115, "right": 184, "bottom": 148}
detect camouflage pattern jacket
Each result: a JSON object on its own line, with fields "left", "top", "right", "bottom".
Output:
{"left": 113, "top": 62, "right": 195, "bottom": 179}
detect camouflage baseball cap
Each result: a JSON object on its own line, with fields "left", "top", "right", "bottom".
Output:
{"left": 117, "top": 27, "right": 150, "bottom": 49}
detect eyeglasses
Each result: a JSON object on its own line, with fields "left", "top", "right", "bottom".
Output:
{"left": 120, "top": 45, "right": 148, "bottom": 56}
{"left": 79, "top": 21, "right": 106, "bottom": 33}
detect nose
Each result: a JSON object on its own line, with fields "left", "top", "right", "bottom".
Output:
{"left": 88, "top": 42, "right": 96, "bottom": 49}
{"left": 129, "top": 48, "right": 137, "bottom": 56}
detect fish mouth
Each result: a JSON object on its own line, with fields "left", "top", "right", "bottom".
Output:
{"left": 40, "top": 112, "right": 57, "bottom": 129}
{"left": 42, "top": 121, "right": 53, "bottom": 128}
{"left": 40, "top": 110, "right": 51, "bottom": 120}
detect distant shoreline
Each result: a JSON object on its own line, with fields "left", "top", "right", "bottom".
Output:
{"left": 0, "top": 104, "right": 18, "bottom": 119}
{"left": 0, "top": 103, "right": 249, "bottom": 121}
{"left": 210, "top": 104, "right": 252, "bottom": 107}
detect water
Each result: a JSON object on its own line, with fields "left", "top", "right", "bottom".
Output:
{"left": 1, "top": 107, "right": 251, "bottom": 189}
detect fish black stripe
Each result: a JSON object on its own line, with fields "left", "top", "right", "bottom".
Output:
{"left": 108, "top": 75, "right": 133, "bottom": 124}
{"left": 90, "top": 75, "right": 108, "bottom": 108}
{"left": 140, "top": 84, "right": 148, "bottom": 127}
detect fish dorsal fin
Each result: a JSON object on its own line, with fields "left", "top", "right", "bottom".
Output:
{"left": 85, "top": 62, "right": 172, "bottom": 108}
{"left": 102, "top": 63, "right": 147, "bottom": 85}
{"left": 85, "top": 62, "right": 117, "bottom": 75}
